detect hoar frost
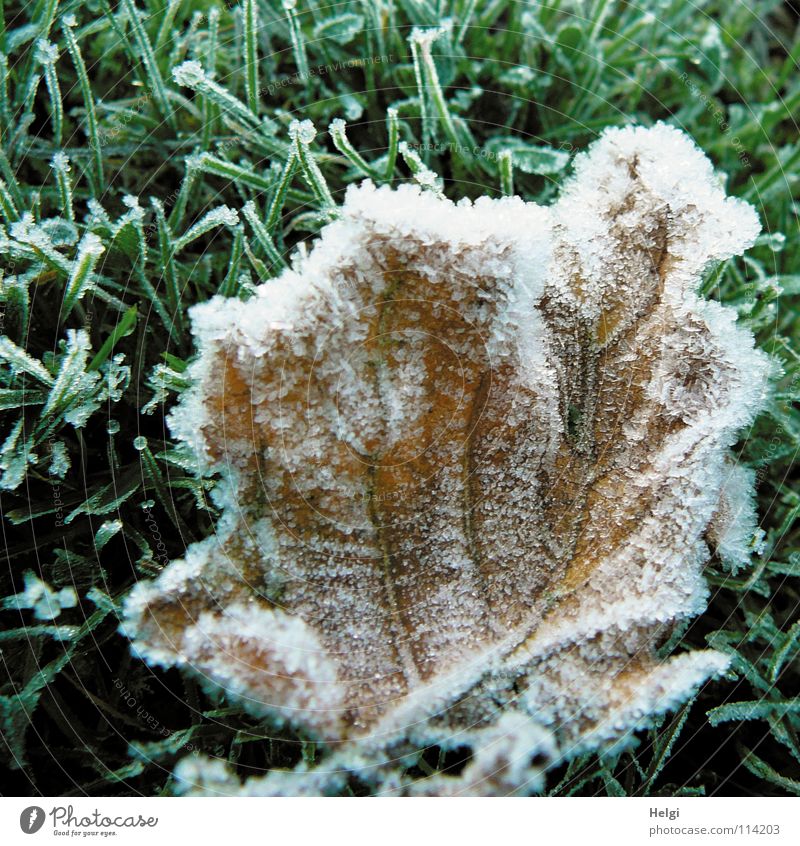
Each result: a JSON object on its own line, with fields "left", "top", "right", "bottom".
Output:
{"left": 123, "top": 123, "right": 770, "bottom": 795}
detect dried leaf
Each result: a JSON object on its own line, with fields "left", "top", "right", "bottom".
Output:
{"left": 123, "top": 124, "right": 770, "bottom": 793}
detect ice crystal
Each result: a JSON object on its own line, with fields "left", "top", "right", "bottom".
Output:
{"left": 123, "top": 123, "right": 770, "bottom": 794}
{"left": 171, "top": 60, "right": 207, "bottom": 88}
{"left": 34, "top": 39, "right": 59, "bottom": 66}
{"left": 4, "top": 572, "right": 78, "bottom": 621}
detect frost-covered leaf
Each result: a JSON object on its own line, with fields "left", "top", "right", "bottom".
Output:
{"left": 707, "top": 698, "right": 800, "bottom": 726}
{"left": 0, "top": 336, "right": 54, "bottom": 385}
{"left": 41, "top": 329, "right": 101, "bottom": 426}
{"left": 48, "top": 440, "right": 71, "bottom": 478}
{"left": 123, "top": 124, "right": 770, "bottom": 794}
{"left": 0, "top": 388, "right": 46, "bottom": 410}
{"left": 95, "top": 519, "right": 124, "bottom": 551}
{"left": 65, "top": 471, "right": 141, "bottom": 523}
{"left": 768, "top": 621, "right": 800, "bottom": 683}
{"left": 313, "top": 13, "right": 364, "bottom": 46}
{"left": 141, "top": 362, "right": 191, "bottom": 414}
{"left": 484, "top": 136, "right": 571, "bottom": 175}
{"left": 0, "top": 418, "right": 36, "bottom": 490}
{"left": 100, "top": 354, "right": 131, "bottom": 404}
{"left": 7, "top": 214, "right": 72, "bottom": 275}
{"left": 173, "top": 205, "right": 239, "bottom": 253}
{"left": 738, "top": 746, "right": 800, "bottom": 795}
{"left": 107, "top": 197, "right": 146, "bottom": 263}
{"left": 61, "top": 233, "right": 105, "bottom": 318}
{"left": 398, "top": 141, "right": 443, "bottom": 193}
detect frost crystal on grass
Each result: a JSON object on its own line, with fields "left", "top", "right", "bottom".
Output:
{"left": 171, "top": 60, "right": 207, "bottom": 88}
{"left": 4, "top": 572, "right": 78, "bottom": 621}
{"left": 123, "top": 123, "right": 770, "bottom": 794}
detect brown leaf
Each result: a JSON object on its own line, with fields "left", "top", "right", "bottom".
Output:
{"left": 123, "top": 124, "right": 770, "bottom": 791}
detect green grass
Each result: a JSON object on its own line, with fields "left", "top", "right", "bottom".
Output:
{"left": 0, "top": 0, "right": 798, "bottom": 796}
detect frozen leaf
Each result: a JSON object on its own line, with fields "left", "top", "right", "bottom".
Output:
{"left": 95, "top": 519, "right": 123, "bottom": 551}
{"left": 108, "top": 197, "right": 146, "bottom": 263}
{"left": 99, "top": 354, "right": 131, "bottom": 404}
{"left": 42, "top": 329, "right": 100, "bottom": 423}
{"left": 484, "top": 136, "right": 571, "bottom": 175}
{"left": 314, "top": 13, "right": 364, "bottom": 46}
{"left": 141, "top": 361, "right": 192, "bottom": 415}
{"left": 0, "top": 336, "right": 54, "bottom": 385}
{"left": 0, "top": 418, "right": 35, "bottom": 490}
{"left": 48, "top": 440, "right": 71, "bottom": 478}
{"left": 173, "top": 205, "right": 239, "bottom": 252}
{"left": 123, "top": 123, "right": 771, "bottom": 793}
{"left": 61, "top": 232, "right": 104, "bottom": 317}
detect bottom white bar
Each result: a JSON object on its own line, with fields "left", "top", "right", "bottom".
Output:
{"left": 2, "top": 796, "right": 796, "bottom": 845}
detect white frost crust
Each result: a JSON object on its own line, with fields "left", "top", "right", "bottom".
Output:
{"left": 121, "top": 539, "right": 219, "bottom": 669}
{"left": 509, "top": 135, "right": 770, "bottom": 662}
{"left": 172, "top": 712, "right": 558, "bottom": 797}
{"left": 405, "top": 711, "right": 557, "bottom": 796}
{"left": 554, "top": 122, "right": 761, "bottom": 315}
{"left": 710, "top": 460, "right": 766, "bottom": 573}
{"left": 523, "top": 648, "right": 730, "bottom": 757}
{"left": 185, "top": 601, "right": 346, "bottom": 725}
{"left": 169, "top": 181, "right": 554, "bottom": 472}
{"left": 588, "top": 650, "right": 731, "bottom": 748}
{"left": 172, "top": 754, "right": 349, "bottom": 797}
